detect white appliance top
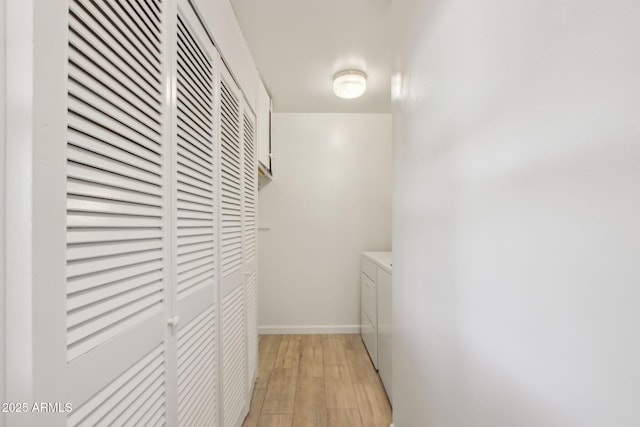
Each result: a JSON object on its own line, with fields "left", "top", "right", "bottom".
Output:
{"left": 363, "top": 251, "right": 392, "bottom": 274}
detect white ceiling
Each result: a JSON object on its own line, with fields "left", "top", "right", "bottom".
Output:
{"left": 230, "top": 0, "right": 391, "bottom": 113}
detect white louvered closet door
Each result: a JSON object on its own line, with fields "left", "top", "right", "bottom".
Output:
{"left": 172, "top": 1, "right": 219, "bottom": 426}
{"left": 219, "top": 65, "right": 249, "bottom": 427}
{"left": 65, "top": 0, "right": 170, "bottom": 425}
{"left": 242, "top": 108, "right": 259, "bottom": 391}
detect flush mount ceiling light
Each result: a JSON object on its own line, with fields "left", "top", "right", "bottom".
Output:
{"left": 333, "top": 70, "right": 367, "bottom": 99}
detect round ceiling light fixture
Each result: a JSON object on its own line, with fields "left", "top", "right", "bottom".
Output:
{"left": 333, "top": 70, "right": 367, "bottom": 99}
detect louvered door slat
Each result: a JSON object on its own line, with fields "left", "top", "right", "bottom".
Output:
{"left": 69, "top": 92, "right": 161, "bottom": 148}
{"left": 68, "top": 269, "right": 164, "bottom": 311}
{"left": 66, "top": 237, "right": 160, "bottom": 260}
{"left": 177, "top": 240, "right": 214, "bottom": 255}
{"left": 69, "top": 66, "right": 162, "bottom": 133}
{"left": 68, "top": 29, "right": 158, "bottom": 110}
{"left": 85, "top": 1, "right": 161, "bottom": 69}
{"left": 177, "top": 181, "right": 214, "bottom": 203}
{"left": 66, "top": 228, "right": 162, "bottom": 244}
{"left": 67, "top": 180, "right": 161, "bottom": 208}
{"left": 67, "top": 282, "right": 162, "bottom": 329}
{"left": 178, "top": 103, "right": 214, "bottom": 140}
{"left": 67, "top": 167, "right": 161, "bottom": 201}
{"left": 131, "top": 0, "right": 162, "bottom": 30}
{"left": 68, "top": 37, "right": 161, "bottom": 118}
{"left": 178, "top": 150, "right": 214, "bottom": 177}
{"left": 177, "top": 126, "right": 215, "bottom": 163}
{"left": 177, "top": 233, "right": 214, "bottom": 246}
{"left": 68, "top": 345, "right": 166, "bottom": 426}
{"left": 68, "top": 113, "right": 161, "bottom": 159}
{"left": 68, "top": 130, "right": 161, "bottom": 176}
{"left": 177, "top": 198, "right": 213, "bottom": 214}
{"left": 70, "top": 1, "right": 161, "bottom": 86}
{"left": 68, "top": 107, "right": 161, "bottom": 159}
{"left": 68, "top": 146, "right": 160, "bottom": 188}
{"left": 108, "top": 0, "right": 162, "bottom": 50}
{"left": 177, "top": 306, "right": 217, "bottom": 427}
{"left": 176, "top": 68, "right": 214, "bottom": 115}
{"left": 67, "top": 259, "right": 163, "bottom": 294}
{"left": 175, "top": 46, "right": 211, "bottom": 96}
{"left": 222, "top": 286, "right": 247, "bottom": 426}
{"left": 177, "top": 264, "right": 213, "bottom": 288}
{"left": 68, "top": 196, "right": 161, "bottom": 218}
{"left": 178, "top": 247, "right": 214, "bottom": 267}
{"left": 178, "top": 167, "right": 214, "bottom": 194}
{"left": 67, "top": 292, "right": 163, "bottom": 360}
{"left": 67, "top": 213, "right": 162, "bottom": 230}
{"left": 68, "top": 80, "right": 161, "bottom": 139}
{"left": 175, "top": 58, "right": 213, "bottom": 113}
{"left": 67, "top": 26, "right": 160, "bottom": 107}
{"left": 176, "top": 20, "right": 213, "bottom": 89}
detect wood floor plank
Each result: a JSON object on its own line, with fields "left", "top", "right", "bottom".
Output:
{"left": 275, "top": 337, "right": 301, "bottom": 369}
{"left": 324, "top": 365, "right": 352, "bottom": 386}
{"left": 292, "top": 408, "right": 328, "bottom": 427}
{"left": 325, "top": 361, "right": 358, "bottom": 410}
{"left": 262, "top": 384, "right": 297, "bottom": 414}
{"left": 243, "top": 387, "right": 267, "bottom": 427}
{"left": 257, "top": 414, "right": 293, "bottom": 427}
{"left": 257, "top": 352, "right": 278, "bottom": 389}
{"left": 327, "top": 408, "right": 364, "bottom": 427}
{"left": 346, "top": 348, "right": 379, "bottom": 384}
{"left": 322, "top": 337, "right": 348, "bottom": 365}
{"left": 270, "top": 367, "right": 298, "bottom": 387}
{"left": 293, "top": 378, "right": 328, "bottom": 427}
{"left": 301, "top": 334, "right": 324, "bottom": 347}
{"left": 294, "top": 378, "right": 326, "bottom": 411}
{"left": 326, "top": 383, "right": 358, "bottom": 409}
{"left": 299, "top": 345, "right": 324, "bottom": 378}
{"left": 341, "top": 334, "right": 363, "bottom": 352}
{"left": 260, "top": 335, "right": 283, "bottom": 354}
{"left": 353, "top": 383, "right": 392, "bottom": 427}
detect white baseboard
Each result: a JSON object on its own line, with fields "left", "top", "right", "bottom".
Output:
{"left": 258, "top": 324, "right": 360, "bottom": 335}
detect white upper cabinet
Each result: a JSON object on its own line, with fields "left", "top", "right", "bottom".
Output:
{"left": 256, "top": 77, "right": 272, "bottom": 174}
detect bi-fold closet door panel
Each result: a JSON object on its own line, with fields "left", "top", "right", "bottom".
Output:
{"left": 242, "top": 109, "right": 258, "bottom": 390}
{"left": 65, "top": 0, "right": 171, "bottom": 425}
{"left": 219, "top": 64, "right": 250, "bottom": 427}
{"left": 172, "top": 1, "right": 220, "bottom": 426}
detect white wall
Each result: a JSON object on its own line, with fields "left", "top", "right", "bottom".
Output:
{"left": 1, "top": 0, "right": 6, "bottom": 422}
{"left": 391, "top": 1, "right": 640, "bottom": 426}
{"left": 4, "top": 1, "right": 68, "bottom": 424}
{"left": 258, "top": 113, "right": 391, "bottom": 333}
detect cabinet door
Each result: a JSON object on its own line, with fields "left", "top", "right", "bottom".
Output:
{"left": 377, "top": 268, "right": 392, "bottom": 405}
{"left": 361, "top": 272, "right": 378, "bottom": 368}
{"left": 173, "top": 2, "right": 220, "bottom": 425}
{"left": 219, "top": 64, "right": 249, "bottom": 427}
{"left": 65, "top": 0, "right": 170, "bottom": 423}
{"left": 256, "top": 78, "right": 271, "bottom": 171}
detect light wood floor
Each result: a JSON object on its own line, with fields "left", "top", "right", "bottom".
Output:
{"left": 243, "top": 334, "right": 392, "bottom": 427}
